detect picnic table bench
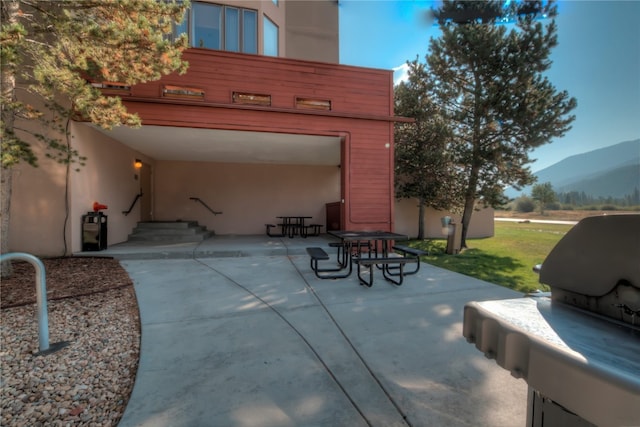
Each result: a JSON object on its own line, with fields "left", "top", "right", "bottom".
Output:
{"left": 352, "top": 255, "right": 417, "bottom": 287}
{"left": 391, "top": 245, "right": 428, "bottom": 275}
{"left": 328, "top": 240, "right": 372, "bottom": 267}
{"left": 306, "top": 224, "right": 324, "bottom": 236}
{"left": 306, "top": 247, "right": 353, "bottom": 279}
{"left": 265, "top": 223, "right": 285, "bottom": 237}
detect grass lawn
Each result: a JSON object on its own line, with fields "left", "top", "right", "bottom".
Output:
{"left": 408, "top": 221, "right": 575, "bottom": 293}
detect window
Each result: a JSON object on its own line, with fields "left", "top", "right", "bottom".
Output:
{"left": 174, "top": 8, "right": 189, "bottom": 41}
{"left": 193, "top": 3, "right": 222, "bottom": 49}
{"left": 225, "top": 7, "right": 239, "bottom": 52}
{"left": 263, "top": 16, "right": 278, "bottom": 57}
{"left": 242, "top": 10, "right": 257, "bottom": 54}
{"left": 174, "top": 2, "right": 257, "bottom": 54}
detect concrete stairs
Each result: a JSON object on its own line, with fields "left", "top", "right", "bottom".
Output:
{"left": 128, "top": 221, "right": 214, "bottom": 243}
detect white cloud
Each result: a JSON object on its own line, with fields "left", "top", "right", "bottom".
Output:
{"left": 393, "top": 63, "right": 410, "bottom": 85}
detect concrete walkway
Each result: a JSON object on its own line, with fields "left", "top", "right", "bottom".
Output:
{"left": 96, "top": 235, "right": 528, "bottom": 427}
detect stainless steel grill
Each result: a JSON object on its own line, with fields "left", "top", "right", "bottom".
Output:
{"left": 540, "top": 215, "right": 640, "bottom": 326}
{"left": 463, "top": 215, "right": 640, "bottom": 427}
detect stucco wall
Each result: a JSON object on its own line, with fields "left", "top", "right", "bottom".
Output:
{"left": 394, "top": 198, "right": 494, "bottom": 239}
{"left": 154, "top": 161, "right": 340, "bottom": 235}
{"left": 8, "top": 118, "right": 154, "bottom": 256}
{"left": 285, "top": 0, "right": 339, "bottom": 62}
{"left": 68, "top": 123, "right": 149, "bottom": 252}
{"left": 8, "top": 137, "right": 68, "bottom": 256}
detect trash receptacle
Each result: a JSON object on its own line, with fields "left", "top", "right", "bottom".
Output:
{"left": 446, "top": 222, "right": 462, "bottom": 255}
{"left": 82, "top": 212, "right": 107, "bottom": 251}
{"left": 326, "top": 201, "right": 341, "bottom": 231}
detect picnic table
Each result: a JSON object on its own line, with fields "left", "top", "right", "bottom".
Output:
{"left": 328, "top": 230, "right": 407, "bottom": 256}
{"left": 266, "top": 216, "right": 322, "bottom": 238}
{"left": 307, "top": 230, "right": 427, "bottom": 286}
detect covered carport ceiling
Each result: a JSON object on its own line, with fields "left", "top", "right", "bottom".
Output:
{"left": 90, "top": 124, "right": 341, "bottom": 166}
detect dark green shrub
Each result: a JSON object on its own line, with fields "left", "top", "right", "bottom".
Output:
{"left": 515, "top": 196, "right": 535, "bottom": 213}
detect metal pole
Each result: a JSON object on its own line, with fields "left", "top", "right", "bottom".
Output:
{"left": 0, "top": 252, "right": 49, "bottom": 352}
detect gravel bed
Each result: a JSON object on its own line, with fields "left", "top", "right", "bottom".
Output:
{"left": 1, "top": 258, "right": 140, "bottom": 426}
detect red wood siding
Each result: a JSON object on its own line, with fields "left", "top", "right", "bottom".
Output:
{"left": 121, "top": 50, "right": 397, "bottom": 231}
{"left": 132, "top": 50, "right": 393, "bottom": 119}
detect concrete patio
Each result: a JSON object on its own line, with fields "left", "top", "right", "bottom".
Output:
{"left": 92, "top": 234, "right": 528, "bottom": 427}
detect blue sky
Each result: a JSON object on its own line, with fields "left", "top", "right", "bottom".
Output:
{"left": 339, "top": 0, "right": 640, "bottom": 171}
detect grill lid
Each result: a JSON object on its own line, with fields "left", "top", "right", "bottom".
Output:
{"left": 539, "top": 214, "right": 640, "bottom": 324}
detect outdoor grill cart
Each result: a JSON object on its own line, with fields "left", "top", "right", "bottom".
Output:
{"left": 463, "top": 215, "right": 640, "bottom": 427}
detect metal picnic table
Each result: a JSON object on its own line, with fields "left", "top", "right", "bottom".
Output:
{"left": 308, "top": 230, "right": 425, "bottom": 286}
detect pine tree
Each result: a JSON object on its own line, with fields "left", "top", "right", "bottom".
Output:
{"left": 1, "top": 0, "right": 189, "bottom": 275}
{"left": 425, "top": 0, "right": 576, "bottom": 247}
{"left": 394, "top": 59, "right": 462, "bottom": 239}
{"left": 531, "top": 182, "right": 556, "bottom": 214}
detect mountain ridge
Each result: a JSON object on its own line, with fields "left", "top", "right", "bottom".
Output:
{"left": 506, "top": 138, "right": 640, "bottom": 199}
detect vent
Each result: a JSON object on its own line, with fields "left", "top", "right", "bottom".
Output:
{"left": 232, "top": 92, "right": 271, "bottom": 106}
{"left": 91, "top": 82, "right": 131, "bottom": 95}
{"left": 296, "top": 97, "right": 331, "bottom": 111}
{"left": 162, "top": 85, "right": 205, "bottom": 100}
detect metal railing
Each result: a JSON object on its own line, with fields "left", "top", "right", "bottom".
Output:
{"left": 122, "top": 192, "right": 143, "bottom": 215}
{"left": 2, "top": 253, "right": 71, "bottom": 355}
{"left": 1, "top": 253, "right": 49, "bottom": 352}
{"left": 189, "top": 197, "right": 222, "bottom": 216}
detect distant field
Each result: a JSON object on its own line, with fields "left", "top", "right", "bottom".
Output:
{"left": 410, "top": 221, "right": 575, "bottom": 293}
{"left": 408, "top": 211, "right": 638, "bottom": 292}
{"left": 495, "top": 209, "right": 638, "bottom": 222}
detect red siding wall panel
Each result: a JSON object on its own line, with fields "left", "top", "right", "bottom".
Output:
{"left": 133, "top": 50, "right": 392, "bottom": 117}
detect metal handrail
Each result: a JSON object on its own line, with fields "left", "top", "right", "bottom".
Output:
{"left": 122, "top": 192, "right": 143, "bottom": 215}
{"left": 189, "top": 197, "right": 222, "bottom": 215}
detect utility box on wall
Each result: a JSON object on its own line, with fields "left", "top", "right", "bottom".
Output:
{"left": 82, "top": 212, "right": 107, "bottom": 251}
